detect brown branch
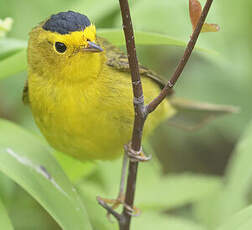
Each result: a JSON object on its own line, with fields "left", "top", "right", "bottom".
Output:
{"left": 118, "top": 0, "right": 146, "bottom": 229}
{"left": 99, "top": 0, "right": 214, "bottom": 229}
{"left": 146, "top": 0, "right": 214, "bottom": 114}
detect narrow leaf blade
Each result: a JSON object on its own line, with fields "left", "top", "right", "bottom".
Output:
{"left": 98, "top": 29, "right": 216, "bottom": 54}
{"left": 0, "top": 38, "right": 27, "bottom": 60}
{"left": 133, "top": 212, "right": 206, "bottom": 230}
{"left": 0, "top": 197, "right": 14, "bottom": 230}
{"left": 217, "top": 206, "right": 252, "bottom": 230}
{"left": 0, "top": 119, "right": 92, "bottom": 230}
{"left": 168, "top": 98, "right": 239, "bottom": 130}
{"left": 218, "top": 120, "right": 252, "bottom": 221}
{"left": 0, "top": 49, "right": 27, "bottom": 80}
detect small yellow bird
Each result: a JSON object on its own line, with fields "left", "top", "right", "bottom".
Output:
{"left": 23, "top": 11, "right": 177, "bottom": 213}
{"left": 23, "top": 11, "right": 176, "bottom": 162}
{"left": 23, "top": 10, "right": 234, "bottom": 215}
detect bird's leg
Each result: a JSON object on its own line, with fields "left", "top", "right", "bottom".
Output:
{"left": 99, "top": 153, "right": 128, "bottom": 212}
{"left": 97, "top": 146, "right": 141, "bottom": 220}
{"left": 118, "top": 151, "right": 128, "bottom": 201}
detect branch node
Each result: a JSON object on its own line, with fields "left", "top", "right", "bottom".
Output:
{"left": 132, "top": 80, "right": 141, "bottom": 86}
{"left": 167, "top": 80, "right": 174, "bottom": 88}
{"left": 96, "top": 196, "right": 122, "bottom": 222}
{"left": 133, "top": 95, "right": 144, "bottom": 105}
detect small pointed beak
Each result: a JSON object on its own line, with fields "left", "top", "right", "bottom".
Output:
{"left": 82, "top": 41, "right": 103, "bottom": 52}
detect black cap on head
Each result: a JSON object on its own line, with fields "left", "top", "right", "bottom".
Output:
{"left": 42, "top": 11, "right": 91, "bottom": 34}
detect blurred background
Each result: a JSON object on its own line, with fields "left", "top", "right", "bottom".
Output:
{"left": 0, "top": 0, "right": 252, "bottom": 230}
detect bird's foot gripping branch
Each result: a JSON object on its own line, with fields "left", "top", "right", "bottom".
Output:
{"left": 125, "top": 142, "right": 152, "bottom": 162}
{"left": 97, "top": 0, "right": 214, "bottom": 229}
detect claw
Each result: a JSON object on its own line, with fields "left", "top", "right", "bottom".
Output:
{"left": 124, "top": 143, "right": 152, "bottom": 162}
{"left": 125, "top": 204, "right": 141, "bottom": 217}
{"left": 97, "top": 194, "right": 141, "bottom": 220}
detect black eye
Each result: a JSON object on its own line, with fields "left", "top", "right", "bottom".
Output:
{"left": 55, "top": 42, "right": 67, "bottom": 53}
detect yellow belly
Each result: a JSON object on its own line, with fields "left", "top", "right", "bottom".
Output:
{"left": 29, "top": 67, "right": 175, "bottom": 161}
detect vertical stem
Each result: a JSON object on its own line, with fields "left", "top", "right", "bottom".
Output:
{"left": 118, "top": 0, "right": 146, "bottom": 229}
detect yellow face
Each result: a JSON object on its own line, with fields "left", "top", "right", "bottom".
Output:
{"left": 43, "top": 24, "right": 96, "bottom": 52}
{"left": 28, "top": 24, "right": 104, "bottom": 83}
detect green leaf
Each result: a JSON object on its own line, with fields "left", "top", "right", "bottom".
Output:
{"left": 0, "top": 38, "right": 27, "bottom": 60}
{"left": 71, "top": 0, "right": 118, "bottom": 22}
{"left": 53, "top": 151, "right": 95, "bottom": 183}
{"left": 168, "top": 98, "right": 239, "bottom": 131}
{"left": 218, "top": 120, "right": 252, "bottom": 221}
{"left": 98, "top": 29, "right": 217, "bottom": 54}
{"left": 137, "top": 172, "right": 222, "bottom": 211}
{"left": 82, "top": 153, "right": 222, "bottom": 212}
{"left": 0, "top": 172, "right": 16, "bottom": 206}
{"left": 139, "top": 141, "right": 222, "bottom": 210}
{"left": 217, "top": 206, "right": 252, "bottom": 230}
{"left": 0, "top": 49, "right": 27, "bottom": 80}
{"left": 133, "top": 212, "right": 206, "bottom": 230}
{"left": 8, "top": 186, "right": 61, "bottom": 230}
{"left": 0, "top": 197, "right": 14, "bottom": 230}
{"left": 0, "top": 119, "right": 92, "bottom": 230}
{"left": 192, "top": 187, "right": 223, "bottom": 229}
{"left": 78, "top": 183, "right": 117, "bottom": 230}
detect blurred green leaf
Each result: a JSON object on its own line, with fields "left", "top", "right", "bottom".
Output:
{"left": 0, "top": 197, "right": 14, "bottom": 230}
{"left": 168, "top": 98, "right": 239, "bottom": 131}
{"left": 82, "top": 150, "right": 222, "bottom": 212}
{"left": 137, "top": 172, "right": 222, "bottom": 211}
{"left": 71, "top": 0, "right": 118, "bottom": 23}
{"left": 53, "top": 151, "right": 96, "bottom": 183}
{"left": 0, "top": 49, "right": 27, "bottom": 80}
{"left": 98, "top": 29, "right": 216, "bottom": 54}
{"left": 98, "top": 29, "right": 186, "bottom": 46}
{"left": 0, "top": 119, "right": 92, "bottom": 230}
{"left": 9, "top": 186, "right": 61, "bottom": 230}
{"left": 133, "top": 212, "right": 206, "bottom": 230}
{"left": 217, "top": 205, "right": 252, "bottom": 230}
{"left": 0, "top": 38, "right": 27, "bottom": 60}
{"left": 78, "top": 182, "right": 117, "bottom": 230}
{"left": 139, "top": 141, "right": 222, "bottom": 211}
{"left": 192, "top": 187, "right": 223, "bottom": 229}
{"left": 218, "top": 120, "right": 252, "bottom": 221}
{"left": 0, "top": 173, "right": 16, "bottom": 207}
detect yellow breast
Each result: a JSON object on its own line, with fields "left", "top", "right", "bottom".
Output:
{"left": 28, "top": 63, "right": 175, "bottom": 161}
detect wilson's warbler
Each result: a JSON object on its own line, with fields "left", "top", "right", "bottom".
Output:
{"left": 23, "top": 11, "right": 176, "bottom": 161}
{"left": 22, "top": 11, "right": 235, "bottom": 216}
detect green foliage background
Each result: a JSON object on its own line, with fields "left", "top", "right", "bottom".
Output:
{"left": 0, "top": 0, "right": 252, "bottom": 229}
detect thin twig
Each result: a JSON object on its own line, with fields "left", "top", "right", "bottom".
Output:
{"left": 98, "top": 0, "right": 215, "bottom": 229}
{"left": 146, "top": 0, "right": 214, "bottom": 113}
{"left": 97, "top": 197, "right": 122, "bottom": 222}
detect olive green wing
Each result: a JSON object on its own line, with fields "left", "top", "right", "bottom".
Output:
{"left": 22, "top": 80, "right": 29, "bottom": 104}
{"left": 98, "top": 36, "right": 173, "bottom": 94}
